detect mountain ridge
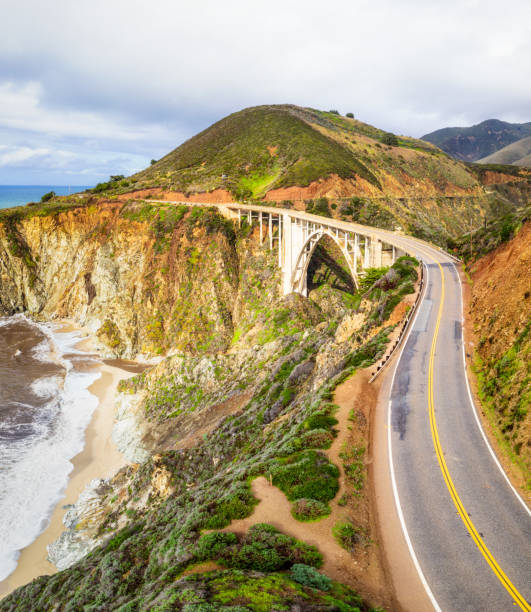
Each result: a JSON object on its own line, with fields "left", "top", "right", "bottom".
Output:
{"left": 478, "top": 135, "right": 531, "bottom": 167}
{"left": 421, "top": 118, "right": 531, "bottom": 162}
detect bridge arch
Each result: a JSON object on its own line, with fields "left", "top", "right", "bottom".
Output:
{"left": 290, "top": 228, "right": 360, "bottom": 296}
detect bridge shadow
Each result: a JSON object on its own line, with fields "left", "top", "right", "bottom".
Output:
{"left": 306, "top": 235, "right": 356, "bottom": 295}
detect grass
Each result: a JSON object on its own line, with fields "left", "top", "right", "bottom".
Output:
{"left": 473, "top": 323, "right": 531, "bottom": 488}
{"left": 238, "top": 169, "right": 281, "bottom": 198}
{"left": 340, "top": 444, "right": 365, "bottom": 492}
{"left": 333, "top": 521, "right": 367, "bottom": 553}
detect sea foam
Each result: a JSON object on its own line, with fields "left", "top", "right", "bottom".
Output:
{"left": 0, "top": 319, "right": 101, "bottom": 582}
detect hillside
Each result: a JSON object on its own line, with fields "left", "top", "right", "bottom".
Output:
{"left": 462, "top": 218, "right": 531, "bottom": 489}
{"left": 0, "top": 198, "right": 423, "bottom": 610}
{"left": 90, "top": 104, "right": 530, "bottom": 248}
{"left": 421, "top": 119, "right": 531, "bottom": 162}
{"left": 478, "top": 135, "right": 531, "bottom": 167}
{"left": 130, "top": 104, "right": 453, "bottom": 197}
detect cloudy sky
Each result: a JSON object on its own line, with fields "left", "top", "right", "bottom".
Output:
{"left": 1, "top": 0, "right": 530, "bottom": 185}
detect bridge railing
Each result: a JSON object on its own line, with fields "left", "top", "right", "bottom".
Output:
{"left": 369, "top": 262, "right": 425, "bottom": 383}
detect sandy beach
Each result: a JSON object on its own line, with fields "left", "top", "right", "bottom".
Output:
{"left": 0, "top": 327, "right": 139, "bottom": 598}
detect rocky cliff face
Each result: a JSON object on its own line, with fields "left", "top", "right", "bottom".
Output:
{"left": 0, "top": 201, "right": 288, "bottom": 358}
{"left": 0, "top": 199, "right": 420, "bottom": 611}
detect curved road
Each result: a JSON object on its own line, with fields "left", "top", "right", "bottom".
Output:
{"left": 154, "top": 200, "right": 531, "bottom": 610}
{"left": 372, "top": 232, "right": 531, "bottom": 611}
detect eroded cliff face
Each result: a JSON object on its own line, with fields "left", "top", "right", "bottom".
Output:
{"left": 467, "top": 221, "right": 531, "bottom": 483}
{"left": 0, "top": 201, "right": 286, "bottom": 358}
{"left": 0, "top": 198, "right": 422, "bottom": 611}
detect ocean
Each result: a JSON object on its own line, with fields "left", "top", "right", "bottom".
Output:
{"left": 0, "top": 185, "right": 91, "bottom": 210}
{"left": 0, "top": 315, "right": 101, "bottom": 581}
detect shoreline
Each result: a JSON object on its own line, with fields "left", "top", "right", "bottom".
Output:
{"left": 0, "top": 326, "right": 137, "bottom": 598}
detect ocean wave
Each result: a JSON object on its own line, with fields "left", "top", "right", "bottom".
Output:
{"left": 0, "top": 317, "right": 102, "bottom": 582}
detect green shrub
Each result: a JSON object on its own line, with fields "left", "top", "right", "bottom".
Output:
{"left": 197, "top": 532, "right": 238, "bottom": 560}
{"left": 204, "top": 488, "right": 257, "bottom": 529}
{"left": 291, "top": 563, "right": 332, "bottom": 590}
{"left": 106, "top": 524, "right": 143, "bottom": 552}
{"left": 345, "top": 112, "right": 354, "bottom": 119}
{"left": 40, "top": 191, "right": 56, "bottom": 203}
{"left": 500, "top": 220, "right": 514, "bottom": 242}
{"left": 381, "top": 132, "right": 398, "bottom": 146}
{"left": 300, "top": 428, "right": 334, "bottom": 449}
{"left": 201, "top": 524, "right": 323, "bottom": 571}
{"left": 306, "top": 197, "right": 332, "bottom": 218}
{"left": 291, "top": 498, "right": 330, "bottom": 521}
{"left": 303, "top": 404, "right": 338, "bottom": 432}
{"left": 271, "top": 450, "right": 339, "bottom": 503}
{"left": 333, "top": 521, "right": 363, "bottom": 552}
{"left": 359, "top": 267, "right": 388, "bottom": 293}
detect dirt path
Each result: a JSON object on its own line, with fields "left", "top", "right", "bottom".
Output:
{"left": 220, "top": 369, "right": 393, "bottom": 610}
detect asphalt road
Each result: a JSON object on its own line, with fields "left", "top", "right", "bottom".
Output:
{"left": 156, "top": 200, "right": 531, "bottom": 610}
{"left": 379, "top": 236, "right": 531, "bottom": 612}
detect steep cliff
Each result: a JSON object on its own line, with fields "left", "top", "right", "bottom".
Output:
{"left": 0, "top": 198, "right": 420, "bottom": 610}
{"left": 465, "top": 221, "right": 531, "bottom": 488}
{"left": 0, "top": 200, "right": 308, "bottom": 358}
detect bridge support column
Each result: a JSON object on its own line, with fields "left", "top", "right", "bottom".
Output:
{"left": 363, "top": 236, "right": 370, "bottom": 268}
{"left": 370, "top": 236, "right": 383, "bottom": 268}
{"left": 282, "top": 213, "right": 298, "bottom": 295}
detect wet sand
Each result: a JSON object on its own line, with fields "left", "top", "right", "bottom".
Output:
{"left": 0, "top": 326, "right": 138, "bottom": 597}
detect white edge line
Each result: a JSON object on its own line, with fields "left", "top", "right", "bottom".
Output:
{"left": 386, "top": 261, "right": 443, "bottom": 612}
{"left": 453, "top": 263, "right": 531, "bottom": 515}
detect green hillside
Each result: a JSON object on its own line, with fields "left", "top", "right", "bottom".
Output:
{"left": 124, "top": 104, "right": 476, "bottom": 198}
{"left": 422, "top": 119, "right": 531, "bottom": 162}
{"left": 82, "top": 105, "right": 529, "bottom": 248}
{"left": 134, "top": 105, "right": 380, "bottom": 197}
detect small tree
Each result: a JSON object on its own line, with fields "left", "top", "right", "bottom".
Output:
{"left": 346, "top": 112, "right": 354, "bottom": 118}
{"left": 150, "top": 159, "right": 157, "bottom": 166}
{"left": 381, "top": 132, "right": 399, "bottom": 146}
{"left": 40, "top": 191, "right": 56, "bottom": 203}
{"left": 329, "top": 109, "right": 340, "bottom": 115}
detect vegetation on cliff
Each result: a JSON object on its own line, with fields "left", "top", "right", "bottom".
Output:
{"left": 0, "top": 199, "right": 420, "bottom": 610}
{"left": 3, "top": 105, "right": 529, "bottom": 252}
{"left": 75, "top": 104, "right": 527, "bottom": 250}
{"left": 461, "top": 216, "right": 531, "bottom": 489}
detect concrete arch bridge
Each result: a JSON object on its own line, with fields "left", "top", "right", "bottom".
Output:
{"left": 215, "top": 203, "right": 408, "bottom": 295}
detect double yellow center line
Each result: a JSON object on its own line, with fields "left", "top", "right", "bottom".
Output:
{"left": 426, "top": 257, "right": 530, "bottom": 611}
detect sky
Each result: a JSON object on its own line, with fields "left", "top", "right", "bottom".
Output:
{"left": 1, "top": 0, "right": 530, "bottom": 185}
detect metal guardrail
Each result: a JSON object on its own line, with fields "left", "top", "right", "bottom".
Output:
{"left": 369, "top": 262, "right": 426, "bottom": 383}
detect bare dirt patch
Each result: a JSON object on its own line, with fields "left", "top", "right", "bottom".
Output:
{"left": 480, "top": 170, "right": 529, "bottom": 185}
{"left": 142, "top": 391, "right": 253, "bottom": 453}
{"left": 118, "top": 189, "right": 235, "bottom": 204}
{"left": 263, "top": 174, "right": 380, "bottom": 202}
{"left": 218, "top": 369, "right": 393, "bottom": 610}
{"left": 174, "top": 392, "right": 253, "bottom": 451}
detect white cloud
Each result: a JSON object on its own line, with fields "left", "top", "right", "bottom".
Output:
{"left": 0, "top": 0, "right": 530, "bottom": 183}
{"left": 0, "top": 145, "right": 50, "bottom": 166}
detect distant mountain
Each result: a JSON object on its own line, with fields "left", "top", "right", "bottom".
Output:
{"left": 421, "top": 119, "right": 531, "bottom": 162}
{"left": 478, "top": 135, "right": 531, "bottom": 167}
